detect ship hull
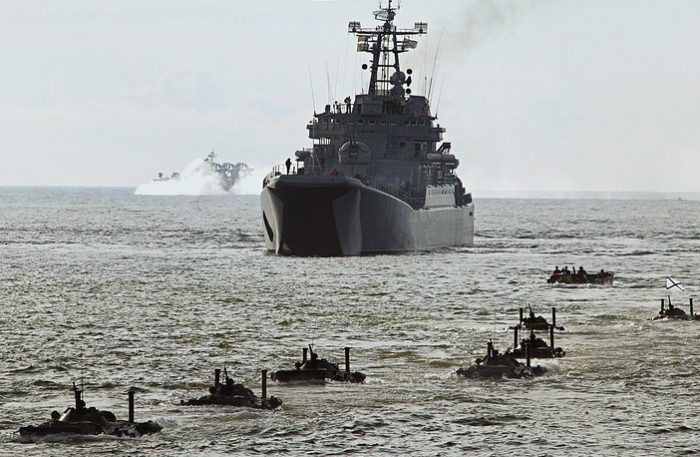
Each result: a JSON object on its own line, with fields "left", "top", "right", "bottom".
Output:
{"left": 261, "top": 175, "right": 474, "bottom": 256}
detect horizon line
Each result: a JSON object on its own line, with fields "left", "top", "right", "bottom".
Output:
{"left": 1, "top": 185, "right": 700, "bottom": 200}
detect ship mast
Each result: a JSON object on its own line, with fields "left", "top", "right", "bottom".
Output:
{"left": 348, "top": 1, "right": 427, "bottom": 97}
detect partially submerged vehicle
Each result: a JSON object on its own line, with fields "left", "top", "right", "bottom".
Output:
{"left": 515, "top": 306, "right": 564, "bottom": 331}
{"left": 548, "top": 269, "right": 614, "bottom": 285}
{"left": 181, "top": 368, "right": 282, "bottom": 410}
{"left": 508, "top": 307, "right": 565, "bottom": 359}
{"left": 511, "top": 329, "right": 565, "bottom": 359}
{"left": 654, "top": 297, "right": 699, "bottom": 321}
{"left": 271, "top": 345, "right": 366, "bottom": 384}
{"left": 456, "top": 341, "right": 546, "bottom": 380}
{"left": 19, "top": 383, "right": 161, "bottom": 438}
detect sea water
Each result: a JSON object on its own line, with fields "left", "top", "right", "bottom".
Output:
{"left": 1, "top": 187, "right": 699, "bottom": 456}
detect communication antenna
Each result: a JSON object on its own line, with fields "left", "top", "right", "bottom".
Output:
{"left": 325, "top": 60, "right": 332, "bottom": 105}
{"left": 427, "top": 32, "right": 443, "bottom": 102}
{"left": 435, "top": 70, "right": 447, "bottom": 116}
{"left": 348, "top": 0, "right": 427, "bottom": 97}
{"left": 307, "top": 62, "right": 317, "bottom": 115}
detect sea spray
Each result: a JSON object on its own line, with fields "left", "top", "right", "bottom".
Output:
{"left": 135, "top": 155, "right": 251, "bottom": 196}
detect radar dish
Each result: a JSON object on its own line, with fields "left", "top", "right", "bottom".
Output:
{"left": 403, "top": 38, "right": 418, "bottom": 50}
{"left": 374, "top": 10, "right": 396, "bottom": 21}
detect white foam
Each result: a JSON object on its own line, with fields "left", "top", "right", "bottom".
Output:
{"left": 135, "top": 158, "right": 249, "bottom": 196}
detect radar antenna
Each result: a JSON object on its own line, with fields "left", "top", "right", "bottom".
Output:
{"left": 348, "top": 1, "right": 427, "bottom": 97}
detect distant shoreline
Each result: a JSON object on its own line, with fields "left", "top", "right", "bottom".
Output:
{"left": 1, "top": 186, "right": 699, "bottom": 201}
{"left": 475, "top": 190, "right": 700, "bottom": 200}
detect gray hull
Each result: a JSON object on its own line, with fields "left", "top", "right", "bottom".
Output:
{"left": 261, "top": 175, "right": 474, "bottom": 256}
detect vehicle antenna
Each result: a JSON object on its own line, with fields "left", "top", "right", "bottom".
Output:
{"left": 80, "top": 350, "right": 85, "bottom": 402}
{"left": 310, "top": 320, "right": 316, "bottom": 350}
{"left": 310, "top": 309, "right": 320, "bottom": 351}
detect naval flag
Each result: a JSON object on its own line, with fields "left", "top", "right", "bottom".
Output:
{"left": 666, "top": 277, "right": 685, "bottom": 292}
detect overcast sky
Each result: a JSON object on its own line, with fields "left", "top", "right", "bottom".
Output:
{"left": 1, "top": 0, "right": 699, "bottom": 193}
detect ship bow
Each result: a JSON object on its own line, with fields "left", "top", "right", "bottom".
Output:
{"left": 261, "top": 176, "right": 362, "bottom": 256}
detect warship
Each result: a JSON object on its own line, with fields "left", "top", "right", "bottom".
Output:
{"left": 261, "top": 1, "right": 474, "bottom": 256}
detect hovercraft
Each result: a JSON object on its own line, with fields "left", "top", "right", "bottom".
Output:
{"left": 271, "top": 345, "right": 366, "bottom": 384}
{"left": 181, "top": 368, "right": 282, "bottom": 410}
{"left": 19, "top": 383, "right": 161, "bottom": 438}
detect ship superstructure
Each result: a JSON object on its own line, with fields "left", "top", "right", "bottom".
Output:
{"left": 261, "top": 1, "right": 474, "bottom": 256}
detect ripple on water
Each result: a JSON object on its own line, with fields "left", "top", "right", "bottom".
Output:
{"left": 2, "top": 193, "right": 700, "bottom": 455}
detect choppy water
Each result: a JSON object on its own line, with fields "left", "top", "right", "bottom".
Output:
{"left": 1, "top": 187, "right": 699, "bottom": 456}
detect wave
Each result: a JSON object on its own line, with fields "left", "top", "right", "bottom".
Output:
{"left": 616, "top": 250, "right": 655, "bottom": 257}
